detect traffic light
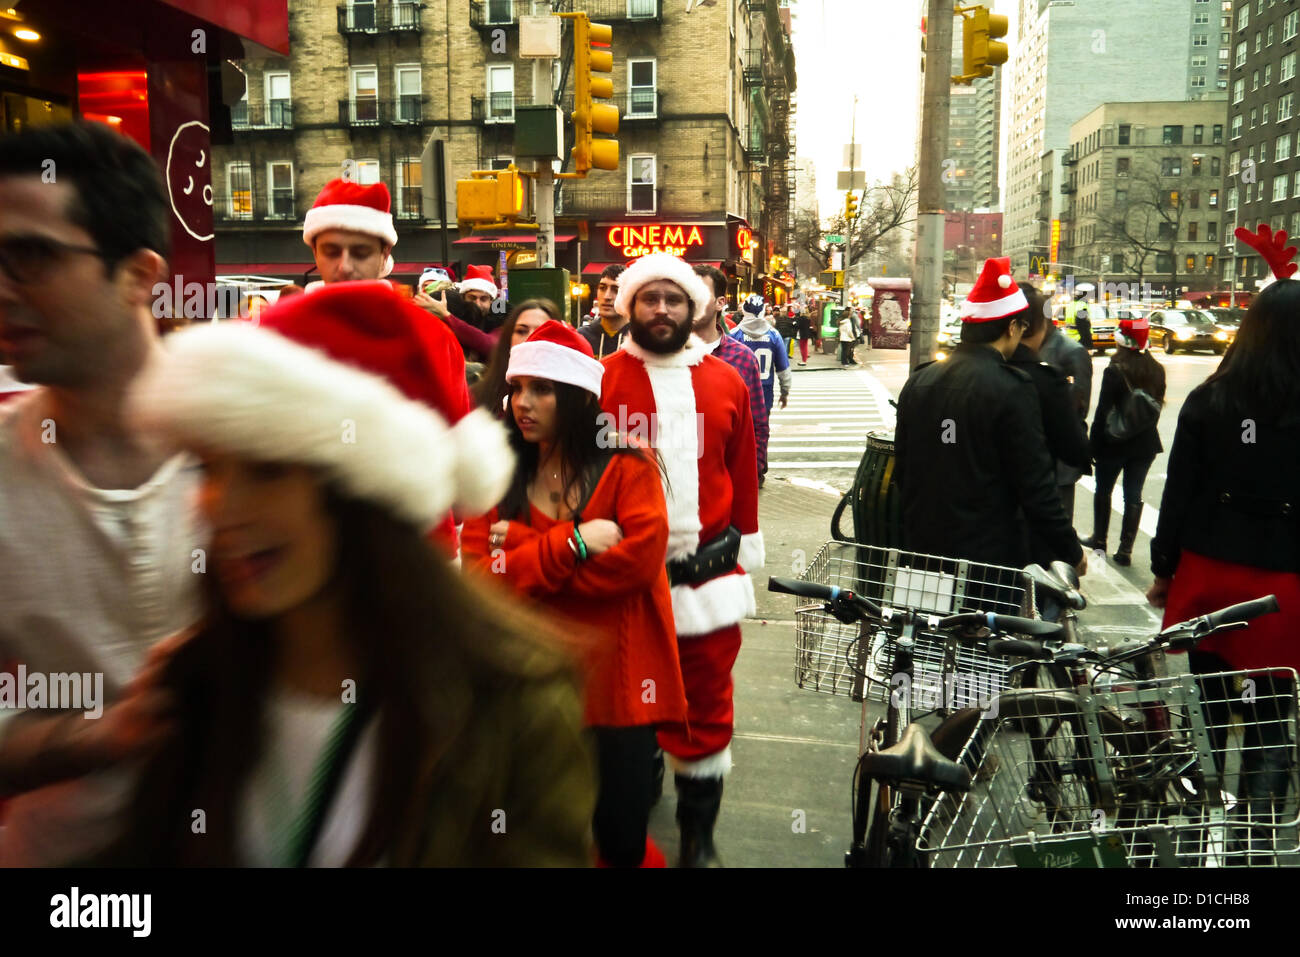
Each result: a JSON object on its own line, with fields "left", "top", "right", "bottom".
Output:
{"left": 455, "top": 165, "right": 526, "bottom": 225}
{"left": 957, "top": 5, "right": 1009, "bottom": 83}
{"left": 845, "top": 191, "right": 859, "bottom": 221}
{"left": 571, "top": 14, "right": 619, "bottom": 174}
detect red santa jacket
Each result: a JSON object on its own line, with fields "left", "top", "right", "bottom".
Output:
{"left": 599, "top": 335, "right": 763, "bottom": 637}
{"left": 461, "top": 449, "right": 687, "bottom": 728}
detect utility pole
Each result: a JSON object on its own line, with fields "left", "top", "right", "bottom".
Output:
{"left": 532, "top": 56, "right": 556, "bottom": 267}
{"left": 842, "top": 97, "right": 858, "bottom": 309}
{"left": 911, "top": 0, "right": 955, "bottom": 370}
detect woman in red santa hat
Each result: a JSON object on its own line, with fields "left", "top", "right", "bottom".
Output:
{"left": 462, "top": 320, "right": 687, "bottom": 868}
{"left": 93, "top": 283, "right": 596, "bottom": 866}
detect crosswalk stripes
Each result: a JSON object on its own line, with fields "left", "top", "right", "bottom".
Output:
{"left": 765, "top": 369, "right": 894, "bottom": 471}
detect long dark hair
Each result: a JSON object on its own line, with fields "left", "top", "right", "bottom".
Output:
{"left": 1204, "top": 280, "right": 1300, "bottom": 424}
{"left": 102, "top": 487, "right": 584, "bottom": 866}
{"left": 498, "top": 379, "right": 660, "bottom": 521}
{"left": 471, "top": 298, "right": 564, "bottom": 412}
{"left": 1112, "top": 344, "right": 1166, "bottom": 404}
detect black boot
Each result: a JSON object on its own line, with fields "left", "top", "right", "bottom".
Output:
{"left": 1113, "top": 503, "right": 1143, "bottom": 566}
{"left": 675, "top": 775, "right": 724, "bottom": 868}
{"left": 1079, "top": 498, "right": 1111, "bottom": 552}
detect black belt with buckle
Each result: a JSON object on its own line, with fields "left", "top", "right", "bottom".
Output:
{"left": 667, "top": 526, "right": 742, "bottom": 587}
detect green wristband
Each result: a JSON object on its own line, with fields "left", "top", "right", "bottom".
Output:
{"left": 572, "top": 524, "right": 588, "bottom": 561}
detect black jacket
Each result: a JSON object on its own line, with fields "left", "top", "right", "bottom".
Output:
{"left": 1036, "top": 324, "right": 1093, "bottom": 485}
{"left": 1151, "top": 381, "right": 1300, "bottom": 578}
{"left": 1090, "top": 354, "right": 1166, "bottom": 462}
{"left": 895, "top": 343, "right": 1084, "bottom": 570}
{"left": 1008, "top": 343, "right": 1091, "bottom": 473}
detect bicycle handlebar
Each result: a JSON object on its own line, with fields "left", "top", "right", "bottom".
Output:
{"left": 1205, "top": 594, "right": 1279, "bottom": 629}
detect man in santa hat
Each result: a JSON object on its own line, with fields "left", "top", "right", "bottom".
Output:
{"left": 599, "top": 253, "right": 762, "bottom": 867}
{"left": 894, "top": 257, "right": 1087, "bottom": 575}
{"left": 456, "top": 264, "right": 500, "bottom": 327}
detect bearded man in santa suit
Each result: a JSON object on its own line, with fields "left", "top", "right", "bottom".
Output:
{"left": 599, "top": 253, "right": 763, "bottom": 867}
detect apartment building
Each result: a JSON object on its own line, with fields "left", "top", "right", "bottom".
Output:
{"left": 211, "top": 0, "right": 796, "bottom": 299}
{"left": 1063, "top": 100, "right": 1227, "bottom": 298}
{"left": 947, "top": 24, "right": 1001, "bottom": 212}
{"left": 1004, "top": 0, "right": 1230, "bottom": 270}
{"left": 1221, "top": 0, "right": 1300, "bottom": 299}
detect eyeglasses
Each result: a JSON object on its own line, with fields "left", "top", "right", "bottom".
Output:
{"left": 0, "top": 235, "right": 104, "bottom": 285}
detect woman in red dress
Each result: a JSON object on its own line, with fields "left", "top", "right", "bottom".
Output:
{"left": 1147, "top": 277, "right": 1300, "bottom": 823}
{"left": 462, "top": 320, "right": 687, "bottom": 867}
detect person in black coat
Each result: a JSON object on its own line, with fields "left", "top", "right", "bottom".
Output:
{"left": 1008, "top": 283, "right": 1092, "bottom": 566}
{"left": 1082, "top": 316, "right": 1166, "bottom": 565}
{"left": 895, "top": 259, "right": 1086, "bottom": 576}
{"left": 1146, "top": 278, "right": 1300, "bottom": 823}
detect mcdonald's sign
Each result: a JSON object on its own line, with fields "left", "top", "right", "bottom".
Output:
{"left": 1028, "top": 253, "right": 1050, "bottom": 277}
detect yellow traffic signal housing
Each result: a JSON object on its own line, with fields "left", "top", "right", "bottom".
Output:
{"left": 456, "top": 165, "right": 526, "bottom": 225}
{"left": 569, "top": 14, "right": 619, "bottom": 174}
{"left": 844, "top": 192, "right": 859, "bottom": 220}
{"left": 957, "top": 5, "right": 1009, "bottom": 82}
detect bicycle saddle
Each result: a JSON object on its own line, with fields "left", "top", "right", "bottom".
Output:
{"left": 1023, "top": 563, "right": 1086, "bottom": 611}
{"left": 859, "top": 723, "right": 973, "bottom": 793}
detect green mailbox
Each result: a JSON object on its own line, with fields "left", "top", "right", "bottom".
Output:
{"left": 506, "top": 266, "right": 571, "bottom": 322}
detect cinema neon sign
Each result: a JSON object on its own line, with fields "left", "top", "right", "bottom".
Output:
{"left": 608, "top": 224, "right": 706, "bottom": 258}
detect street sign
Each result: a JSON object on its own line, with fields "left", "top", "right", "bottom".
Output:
{"left": 843, "top": 144, "right": 863, "bottom": 168}
{"left": 836, "top": 170, "right": 867, "bottom": 190}
{"left": 825, "top": 234, "right": 845, "bottom": 244}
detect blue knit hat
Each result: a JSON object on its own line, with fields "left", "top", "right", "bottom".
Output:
{"left": 741, "top": 294, "right": 766, "bottom": 317}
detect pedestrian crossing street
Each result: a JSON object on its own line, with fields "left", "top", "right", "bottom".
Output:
{"left": 766, "top": 368, "right": 897, "bottom": 474}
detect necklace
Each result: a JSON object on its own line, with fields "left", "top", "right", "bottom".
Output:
{"left": 549, "top": 470, "right": 562, "bottom": 504}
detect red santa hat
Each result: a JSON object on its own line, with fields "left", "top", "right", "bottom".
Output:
{"left": 303, "top": 179, "right": 398, "bottom": 278}
{"left": 613, "top": 252, "right": 713, "bottom": 322}
{"left": 961, "top": 257, "right": 1029, "bottom": 322}
{"left": 128, "top": 282, "right": 513, "bottom": 529}
{"left": 506, "top": 320, "right": 605, "bottom": 399}
{"left": 1116, "top": 314, "right": 1151, "bottom": 351}
{"left": 458, "top": 263, "right": 499, "bottom": 300}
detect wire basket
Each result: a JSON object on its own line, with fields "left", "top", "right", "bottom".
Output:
{"left": 793, "top": 541, "right": 1035, "bottom": 707}
{"left": 918, "top": 668, "right": 1300, "bottom": 867}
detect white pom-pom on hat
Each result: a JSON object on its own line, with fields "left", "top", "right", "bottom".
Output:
{"left": 997, "top": 274, "right": 1012, "bottom": 289}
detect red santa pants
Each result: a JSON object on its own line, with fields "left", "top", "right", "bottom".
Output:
{"left": 657, "top": 624, "right": 743, "bottom": 773}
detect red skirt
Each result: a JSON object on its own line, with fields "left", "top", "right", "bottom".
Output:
{"left": 1163, "top": 550, "right": 1300, "bottom": 673}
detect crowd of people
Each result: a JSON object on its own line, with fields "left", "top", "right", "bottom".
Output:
{"left": 0, "top": 120, "right": 804, "bottom": 867}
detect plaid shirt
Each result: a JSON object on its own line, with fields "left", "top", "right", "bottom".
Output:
{"left": 709, "top": 333, "right": 771, "bottom": 476}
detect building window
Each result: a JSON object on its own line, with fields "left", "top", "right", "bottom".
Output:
{"left": 395, "top": 65, "right": 421, "bottom": 123}
{"left": 1226, "top": 185, "right": 1236, "bottom": 210}
{"left": 345, "top": 0, "right": 377, "bottom": 30}
{"left": 1192, "top": 156, "right": 1203, "bottom": 176}
{"left": 1118, "top": 124, "right": 1131, "bottom": 145}
{"left": 1163, "top": 125, "right": 1184, "bottom": 145}
{"left": 1162, "top": 190, "right": 1180, "bottom": 210}
{"left": 1205, "top": 253, "right": 1215, "bottom": 273}
{"left": 1280, "top": 92, "right": 1295, "bottom": 121}
{"left": 1195, "top": 10, "right": 1209, "bottom": 24}
{"left": 1156, "top": 253, "right": 1174, "bottom": 273}
{"left": 1230, "top": 150, "right": 1241, "bottom": 175}
{"left": 395, "top": 157, "right": 421, "bottom": 218}
{"left": 628, "top": 154, "right": 656, "bottom": 213}
{"left": 484, "top": 0, "right": 513, "bottom": 23}
{"left": 1191, "top": 189, "right": 1201, "bottom": 208}
{"left": 1213, "top": 123, "right": 1224, "bottom": 144}
{"left": 1250, "top": 107, "right": 1258, "bottom": 129}
{"left": 628, "top": 58, "right": 657, "bottom": 117}
{"left": 1273, "top": 214, "right": 1286, "bottom": 233}
{"left": 1193, "top": 54, "right": 1209, "bottom": 68}
{"left": 1264, "top": 103, "right": 1271, "bottom": 125}
{"left": 353, "top": 159, "right": 380, "bottom": 185}
{"left": 1288, "top": 10, "right": 1300, "bottom": 41}
{"left": 1279, "top": 132, "right": 1293, "bottom": 161}
{"left": 1189, "top": 221, "right": 1199, "bottom": 241}
{"left": 1293, "top": 211, "right": 1300, "bottom": 235}
{"left": 1284, "top": 52, "right": 1297, "bottom": 82}
{"left": 1212, "top": 156, "right": 1222, "bottom": 176}
{"left": 1261, "top": 139, "right": 1270, "bottom": 163}
{"left": 1117, "top": 156, "right": 1131, "bottom": 176}
{"left": 1112, "top": 252, "right": 1125, "bottom": 272}
{"left": 486, "top": 64, "right": 514, "bottom": 122}
{"left": 1265, "top": 63, "right": 1273, "bottom": 85}
{"left": 350, "top": 66, "right": 379, "bottom": 123}
{"left": 1186, "top": 255, "right": 1197, "bottom": 273}
{"left": 267, "top": 161, "right": 293, "bottom": 219}
{"left": 1116, "top": 188, "right": 1128, "bottom": 206}
{"left": 489, "top": 156, "right": 513, "bottom": 170}
{"left": 1254, "top": 69, "right": 1261, "bottom": 91}
{"left": 1275, "top": 175, "right": 1289, "bottom": 202}
{"left": 1234, "top": 77, "right": 1246, "bottom": 103}
{"left": 227, "top": 162, "right": 252, "bottom": 219}
{"left": 1268, "top": 24, "right": 1276, "bottom": 46}
{"left": 1192, "top": 74, "right": 1207, "bottom": 88}
{"left": 1161, "top": 156, "right": 1182, "bottom": 175}
{"left": 1238, "top": 4, "right": 1249, "bottom": 30}
{"left": 265, "top": 72, "right": 291, "bottom": 127}
{"left": 1294, "top": 169, "right": 1300, "bottom": 196}
{"left": 1208, "top": 221, "right": 1218, "bottom": 242}
{"left": 1231, "top": 114, "right": 1243, "bottom": 139}
{"left": 1193, "top": 33, "right": 1209, "bottom": 46}
{"left": 1194, "top": 124, "right": 1205, "bottom": 145}
{"left": 1235, "top": 40, "right": 1247, "bottom": 67}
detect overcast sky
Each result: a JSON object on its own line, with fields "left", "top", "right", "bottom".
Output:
{"left": 791, "top": 0, "right": 1018, "bottom": 222}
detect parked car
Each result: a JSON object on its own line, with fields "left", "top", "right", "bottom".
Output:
{"left": 1147, "top": 308, "right": 1228, "bottom": 354}
{"left": 1206, "top": 306, "right": 1247, "bottom": 347}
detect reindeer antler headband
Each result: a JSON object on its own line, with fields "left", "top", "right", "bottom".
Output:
{"left": 1234, "top": 223, "right": 1299, "bottom": 281}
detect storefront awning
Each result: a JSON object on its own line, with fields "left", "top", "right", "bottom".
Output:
{"left": 453, "top": 234, "right": 576, "bottom": 246}
{"left": 760, "top": 274, "right": 794, "bottom": 290}
{"left": 217, "top": 262, "right": 437, "bottom": 277}
{"left": 583, "top": 259, "right": 722, "bottom": 275}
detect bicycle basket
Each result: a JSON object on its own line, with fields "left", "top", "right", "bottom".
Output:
{"left": 917, "top": 668, "right": 1300, "bottom": 867}
{"left": 792, "top": 541, "right": 1035, "bottom": 706}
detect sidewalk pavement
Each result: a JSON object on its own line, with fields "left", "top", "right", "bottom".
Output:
{"left": 647, "top": 478, "right": 863, "bottom": 867}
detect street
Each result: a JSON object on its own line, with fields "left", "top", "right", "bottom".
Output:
{"left": 652, "top": 339, "right": 1224, "bottom": 867}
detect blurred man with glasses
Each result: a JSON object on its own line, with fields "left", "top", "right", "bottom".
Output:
{"left": 0, "top": 121, "right": 205, "bottom": 864}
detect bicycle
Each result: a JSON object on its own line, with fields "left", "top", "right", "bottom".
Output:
{"left": 919, "top": 594, "right": 1300, "bottom": 867}
{"left": 770, "top": 548, "right": 1063, "bottom": 868}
